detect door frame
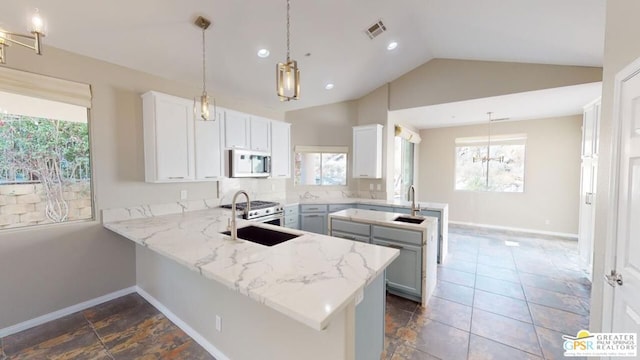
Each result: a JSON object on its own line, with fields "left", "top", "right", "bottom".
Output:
{"left": 602, "top": 55, "right": 640, "bottom": 332}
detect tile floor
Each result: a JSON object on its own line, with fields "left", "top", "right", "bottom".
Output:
{"left": 0, "top": 293, "right": 214, "bottom": 360}
{"left": 382, "top": 225, "right": 592, "bottom": 360}
{"left": 1, "top": 225, "right": 591, "bottom": 360}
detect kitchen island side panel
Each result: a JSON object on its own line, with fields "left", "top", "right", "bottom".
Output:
{"left": 135, "top": 245, "right": 354, "bottom": 360}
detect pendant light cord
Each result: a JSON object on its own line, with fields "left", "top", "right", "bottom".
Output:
{"left": 286, "top": 0, "right": 291, "bottom": 62}
{"left": 202, "top": 27, "right": 207, "bottom": 93}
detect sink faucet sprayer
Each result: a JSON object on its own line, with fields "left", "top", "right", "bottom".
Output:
{"left": 228, "top": 190, "right": 250, "bottom": 241}
{"left": 408, "top": 185, "right": 420, "bottom": 217}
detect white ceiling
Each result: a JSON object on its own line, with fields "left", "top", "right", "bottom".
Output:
{"left": 1, "top": 0, "right": 605, "bottom": 112}
{"left": 390, "top": 82, "right": 602, "bottom": 129}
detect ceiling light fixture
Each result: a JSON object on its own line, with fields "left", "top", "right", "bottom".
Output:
{"left": 0, "top": 9, "right": 46, "bottom": 64}
{"left": 194, "top": 16, "right": 216, "bottom": 121}
{"left": 276, "top": 0, "right": 300, "bottom": 101}
{"left": 387, "top": 41, "right": 398, "bottom": 51}
{"left": 325, "top": 83, "right": 334, "bottom": 90}
{"left": 257, "top": 48, "right": 270, "bottom": 58}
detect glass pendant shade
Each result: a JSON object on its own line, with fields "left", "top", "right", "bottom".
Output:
{"left": 276, "top": 59, "right": 300, "bottom": 101}
{"left": 200, "top": 92, "right": 210, "bottom": 121}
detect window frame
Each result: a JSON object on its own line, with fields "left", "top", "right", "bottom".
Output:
{"left": 454, "top": 134, "right": 527, "bottom": 193}
{"left": 293, "top": 145, "right": 349, "bottom": 188}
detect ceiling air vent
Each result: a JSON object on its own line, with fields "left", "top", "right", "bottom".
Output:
{"left": 365, "top": 20, "right": 387, "bottom": 39}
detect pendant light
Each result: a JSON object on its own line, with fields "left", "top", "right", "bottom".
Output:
{"left": 276, "top": 0, "right": 300, "bottom": 101}
{"left": 194, "top": 16, "right": 216, "bottom": 121}
{"left": 0, "top": 9, "right": 46, "bottom": 64}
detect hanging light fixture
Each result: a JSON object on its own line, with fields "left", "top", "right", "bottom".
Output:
{"left": 0, "top": 9, "right": 46, "bottom": 64}
{"left": 276, "top": 0, "right": 300, "bottom": 101}
{"left": 473, "top": 112, "right": 505, "bottom": 164}
{"left": 194, "top": 16, "right": 216, "bottom": 121}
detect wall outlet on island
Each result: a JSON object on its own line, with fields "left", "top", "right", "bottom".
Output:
{"left": 369, "top": 183, "right": 374, "bottom": 190}
{"left": 216, "top": 315, "right": 222, "bottom": 332}
{"left": 180, "top": 190, "right": 188, "bottom": 201}
{"left": 544, "top": 219, "right": 551, "bottom": 225}
{"left": 376, "top": 183, "right": 382, "bottom": 191}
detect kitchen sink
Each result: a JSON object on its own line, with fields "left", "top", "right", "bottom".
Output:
{"left": 393, "top": 216, "right": 425, "bottom": 224}
{"left": 221, "top": 225, "right": 301, "bottom": 246}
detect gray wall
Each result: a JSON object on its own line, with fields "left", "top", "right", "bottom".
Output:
{"left": 0, "top": 45, "right": 283, "bottom": 329}
{"left": 418, "top": 115, "right": 582, "bottom": 235}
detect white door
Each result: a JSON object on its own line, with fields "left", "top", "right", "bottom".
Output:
{"left": 250, "top": 116, "right": 271, "bottom": 152}
{"left": 606, "top": 57, "right": 640, "bottom": 351}
{"left": 224, "top": 110, "right": 249, "bottom": 149}
{"left": 194, "top": 108, "right": 224, "bottom": 180}
{"left": 271, "top": 121, "right": 291, "bottom": 178}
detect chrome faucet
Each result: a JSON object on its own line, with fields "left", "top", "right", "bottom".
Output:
{"left": 408, "top": 185, "right": 420, "bottom": 217}
{"left": 228, "top": 190, "right": 250, "bottom": 240}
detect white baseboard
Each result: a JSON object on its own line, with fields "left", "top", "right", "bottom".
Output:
{"left": 449, "top": 221, "right": 579, "bottom": 240}
{"left": 135, "top": 286, "right": 229, "bottom": 360}
{"left": 0, "top": 286, "right": 137, "bottom": 338}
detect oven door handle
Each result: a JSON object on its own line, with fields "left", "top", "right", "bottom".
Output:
{"left": 250, "top": 213, "right": 284, "bottom": 225}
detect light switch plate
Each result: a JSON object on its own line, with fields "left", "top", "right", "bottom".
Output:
{"left": 369, "top": 183, "right": 374, "bottom": 190}
{"left": 180, "top": 190, "right": 188, "bottom": 200}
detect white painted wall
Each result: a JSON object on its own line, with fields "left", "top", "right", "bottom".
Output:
{"left": 417, "top": 116, "right": 582, "bottom": 235}
{"left": 590, "top": 0, "right": 640, "bottom": 332}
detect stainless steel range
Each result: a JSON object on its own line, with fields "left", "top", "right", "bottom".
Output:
{"left": 220, "top": 200, "right": 284, "bottom": 225}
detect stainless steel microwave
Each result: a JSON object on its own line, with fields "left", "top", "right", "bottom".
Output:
{"left": 229, "top": 149, "right": 271, "bottom": 178}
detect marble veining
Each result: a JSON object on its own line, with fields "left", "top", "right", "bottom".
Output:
{"left": 103, "top": 208, "right": 399, "bottom": 330}
{"left": 328, "top": 208, "right": 438, "bottom": 234}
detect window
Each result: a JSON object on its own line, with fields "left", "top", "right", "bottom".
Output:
{"left": 294, "top": 146, "right": 347, "bottom": 186}
{"left": 394, "top": 136, "right": 415, "bottom": 199}
{"left": 455, "top": 134, "right": 526, "bottom": 192}
{"left": 0, "top": 90, "right": 92, "bottom": 230}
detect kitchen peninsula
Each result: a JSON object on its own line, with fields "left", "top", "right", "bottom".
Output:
{"left": 103, "top": 206, "right": 399, "bottom": 360}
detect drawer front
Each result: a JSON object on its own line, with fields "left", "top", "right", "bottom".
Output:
{"left": 372, "top": 225, "right": 422, "bottom": 246}
{"left": 300, "top": 204, "right": 328, "bottom": 213}
{"left": 285, "top": 214, "right": 298, "bottom": 225}
{"left": 329, "top": 204, "right": 356, "bottom": 212}
{"left": 358, "top": 204, "right": 394, "bottom": 213}
{"left": 331, "top": 230, "right": 370, "bottom": 243}
{"left": 330, "top": 219, "right": 371, "bottom": 237}
{"left": 284, "top": 205, "right": 299, "bottom": 216}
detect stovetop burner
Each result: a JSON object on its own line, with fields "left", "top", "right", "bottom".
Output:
{"left": 220, "top": 200, "right": 278, "bottom": 210}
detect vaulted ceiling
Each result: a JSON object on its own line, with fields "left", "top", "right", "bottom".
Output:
{"left": 2, "top": 0, "right": 606, "bottom": 111}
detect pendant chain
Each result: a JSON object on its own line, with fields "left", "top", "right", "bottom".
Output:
{"left": 202, "top": 27, "right": 207, "bottom": 93}
{"left": 286, "top": 0, "right": 291, "bottom": 62}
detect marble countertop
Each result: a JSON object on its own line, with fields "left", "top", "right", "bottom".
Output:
{"left": 328, "top": 208, "right": 437, "bottom": 233}
{"left": 103, "top": 208, "right": 399, "bottom": 331}
{"left": 284, "top": 197, "right": 448, "bottom": 211}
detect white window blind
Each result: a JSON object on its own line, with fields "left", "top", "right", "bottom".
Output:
{"left": 0, "top": 67, "right": 92, "bottom": 108}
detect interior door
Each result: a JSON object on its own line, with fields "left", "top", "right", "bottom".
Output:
{"left": 608, "top": 59, "right": 640, "bottom": 351}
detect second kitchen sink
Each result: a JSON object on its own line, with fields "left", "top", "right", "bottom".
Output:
{"left": 221, "top": 225, "right": 301, "bottom": 247}
{"left": 393, "top": 216, "right": 425, "bottom": 224}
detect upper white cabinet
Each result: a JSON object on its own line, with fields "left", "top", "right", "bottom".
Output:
{"left": 271, "top": 121, "right": 291, "bottom": 178}
{"left": 194, "top": 106, "right": 225, "bottom": 180}
{"left": 223, "top": 109, "right": 250, "bottom": 149}
{"left": 353, "top": 124, "right": 383, "bottom": 179}
{"left": 582, "top": 99, "right": 601, "bottom": 158}
{"left": 142, "top": 91, "right": 223, "bottom": 183}
{"left": 142, "top": 91, "right": 195, "bottom": 182}
{"left": 250, "top": 116, "right": 272, "bottom": 152}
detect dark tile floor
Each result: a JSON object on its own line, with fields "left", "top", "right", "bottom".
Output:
{"left": 1, "top": 226, "right": 590, "bottom": 360}
{"left": 383, "top": 225, "right": 592, "bottom": 360}
{"left": 0, "top": 293, "right": 214, "bottom": 360}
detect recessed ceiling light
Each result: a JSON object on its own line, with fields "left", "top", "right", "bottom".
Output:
{"left": 387, "top": 41, "right": 398, "bottom": 51}
{"left": 325, "top": 83, "right": 334, "bottom": 90}
{"left": 257, "top": 49, "right": 270, "bottom": 58}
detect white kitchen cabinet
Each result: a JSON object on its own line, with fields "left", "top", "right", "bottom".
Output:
{"left": 270, "top": 121, "right": 291, "bottom": 178}
{"left": 194, "top": 106, "right": 225, "bottom": 180}
{"left": 250, "top": 116, "right": 272, "bottom": 152}
{"left": 353, "top": 124, "right": 383, "bottom": 179}
{"left": 142, "top": 91, "right": 195, "bottom": 182}
{"left": 223, "top": 109, "right": 250, "bottom": 149}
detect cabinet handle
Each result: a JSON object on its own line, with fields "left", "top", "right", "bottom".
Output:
{"left": 384, "top": 244, "right": 404, "bottom": 250}
{"left": 307, "top": 207, "right": 319, "bottom": 210}
{"left": 168, "top": 177, "right": 185, "bottom": 179}
{"left": 360, "top": 175, "right": 368, "bottom": 177}
{"left": 337, "top": 235, "right": 356, "bottom": 240}
{"left": 204, "top": 176, "right": 217, "bottom": 179}
{"left": 306, "top": 215, "right": 320, "bottom": 218}
{"left": 277, "top": 174, "right": 286, "bottom": 177}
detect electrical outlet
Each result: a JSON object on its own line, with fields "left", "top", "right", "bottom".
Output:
{"left": 369, "top": 183, "right": 374, "bottom": 190}
{"left": 215, "top": 315, "right": 221, "bottom": 332}
{"left": 271, "top": 184, "right": 275, "bottom": 191}
{"left": 376, "top": 183, "right": 382, "bottom": 191}
{"left": 545, "top": 219, "right": 551, "bottom": 225}
{"left": 180, "top": 190, "right": 188, "bottom": 201}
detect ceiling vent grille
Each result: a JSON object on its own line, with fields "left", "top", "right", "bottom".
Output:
{"left": 364, "top": 20, "right": 387, "bottom": 39}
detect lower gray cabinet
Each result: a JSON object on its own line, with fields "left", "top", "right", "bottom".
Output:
{"left": 300, "top": 213, "right": 327, "bottom": 234}
{"left": 372, "top": 238, "right": 422, "bottom": 299}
